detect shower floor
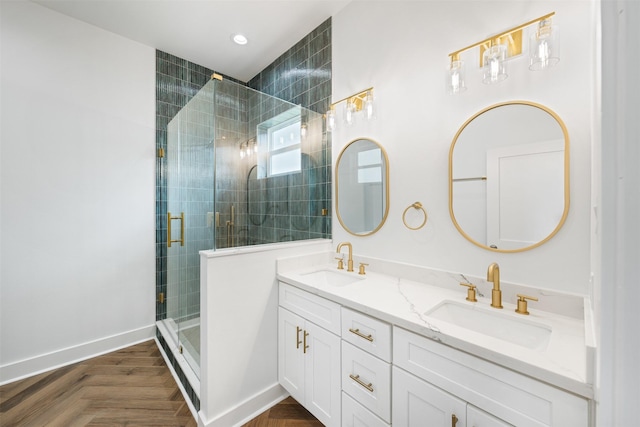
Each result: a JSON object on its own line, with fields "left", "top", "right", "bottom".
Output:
{"left": 181, "top": 324, "right": 200, "bottom": 357}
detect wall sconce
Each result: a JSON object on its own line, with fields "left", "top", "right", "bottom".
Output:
{"left": 326, "top": 87, "right": 374, "bottom": 132}
{"left": 446, "top": 60, "right": 466, "bottom": 94}
{"left": 239, "top": 138, "right": 257, "bottom": 159}
{"left": 529, "top": 18, "right": 559, "bottom": 70}
{"left": 446, "top": 12, "right": 558, "bottom": 93}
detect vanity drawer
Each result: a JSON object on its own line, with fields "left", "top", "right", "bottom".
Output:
{"left": 342, "top": 341, "right": 391, "bottom": 423}
{"left": 279, "top": 282, "right": 341, "bottom": 335}
{"left": 393, "top": 326, "right": 589, "bottom": 427}
{"left": 342, "top": 392, "right": 389, "bottom": 427}
{"left": 341, "top": 307, "right": 391, "bottom": 362}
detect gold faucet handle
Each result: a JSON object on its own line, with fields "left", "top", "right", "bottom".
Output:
{"left": 515, "top": 294, "right": 539, "bottom": 315}
{"left": 335, "top": 257, "right": 344, "bottom": 270}
{"left": 459, "top": 282, "right": 477, "bottom": 302}
{"left": 358, "top": 263, "right": 369, "bottom": 275}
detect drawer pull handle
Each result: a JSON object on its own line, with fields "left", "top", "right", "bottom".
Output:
{"left": 349, "top": 328, "right": 374, "bottom": 342}
{"left": 296, "top": 326, "right": 302, "bottom": 349}
{"left": 349, "top": 374, "right": 374, "bottom": 392}
{"left": 452, "top": 414, "right": 458, "bottom": 427}
{"left": 303, "top": 330, "right": 309, "bottom": 354}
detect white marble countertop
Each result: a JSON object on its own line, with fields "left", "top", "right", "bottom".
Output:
{"left": 276, "top": 253, "right": 595, "bottom": 400}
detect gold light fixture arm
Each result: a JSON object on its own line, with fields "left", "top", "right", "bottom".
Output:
{"left": 448, "top": 12, "right": 555, "bottom": 65}
{"left": 330, "top": 87, "right": 374, "bottom": 112}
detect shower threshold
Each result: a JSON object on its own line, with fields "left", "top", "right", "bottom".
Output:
{"left": 156, "top": 319, "right": 201, "bottom": 398}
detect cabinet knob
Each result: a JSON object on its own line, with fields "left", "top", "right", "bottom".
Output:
{"left": 452, "top": 414, "right": 459, "bottom": 427}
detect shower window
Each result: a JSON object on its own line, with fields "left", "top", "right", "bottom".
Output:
{"left": 257, "top": 106, "right": 306, "bottom": 179}
{"left": 267, "top": 117, "right": 302, "bottom": 176}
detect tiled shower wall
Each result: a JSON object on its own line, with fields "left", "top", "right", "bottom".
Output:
{"left": 247, "top": 18, "right": 333, "bottom": 243}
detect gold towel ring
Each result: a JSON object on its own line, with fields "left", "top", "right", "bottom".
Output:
{"left": 402, "top": 202, "right": 427, "bottom": 230}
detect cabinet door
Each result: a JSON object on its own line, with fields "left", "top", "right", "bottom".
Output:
{"left": 304, "top": 320, "right": 341, "bottom": 427}
{"left": 468, "top": 405, "right": 513, "bottom": 427}
{"left": 278, "top": 307, "right": 305, "bottom": 404}
{"left": 393, "top": 367, "right": 466, "bottom": 427}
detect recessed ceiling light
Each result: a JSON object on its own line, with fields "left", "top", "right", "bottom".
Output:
{"left": 232, "top": 34, "right": 248, "bottom": 45}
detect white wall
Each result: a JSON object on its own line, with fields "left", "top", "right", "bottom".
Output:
{"left": 0, "top": 1, "right": 156, "bottom": 383}
{"left": 596, "top": 1, "right": 640, "bottom": 424}
{"left": 332, "top": 1, "right": 594, "bottom": 295}
{"left": 199, "top": 240, "right": 331, "bottom": 427}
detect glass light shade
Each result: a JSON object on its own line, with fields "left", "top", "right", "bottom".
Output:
{"left": 446, "top": 60, "right": 467, "bottom": 94}
{"left": 529, "top": 20, "right": 559, "bottom": 71}
{"left": 364, "top": 90, "right": 375, "bottom": 120}
{"left": 482, "top": 44, "right": 508, "bottom": 84}
{"left": 326, "top": 108, "right": 336, "bottom": 132}
{"left": 344, "top": 99, "right": 356, "bottom": 125}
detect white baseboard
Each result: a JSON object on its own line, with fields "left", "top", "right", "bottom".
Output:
{"left": 0, "top": 324, "right": 155, "bottom": 386}
{"left": 199, "top": 383, "right": 289, "bottom": 427}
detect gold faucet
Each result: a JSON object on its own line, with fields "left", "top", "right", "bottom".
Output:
{"left": 487, "top": 262, "right": 503, "bottom": 309}
{"left": 336, "top": 242, "right": 354, "bottom": 272}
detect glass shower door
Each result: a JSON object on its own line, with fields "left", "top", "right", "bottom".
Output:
{"left": 165, "top": 80, "right": 216, "bottom": 379}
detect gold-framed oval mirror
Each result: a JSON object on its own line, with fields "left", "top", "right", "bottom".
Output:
{"left": 449, "top": 101, "right": 570, "bottom": 252}
{"left": 336, "top": 138, "right": 389, "bottom": 236}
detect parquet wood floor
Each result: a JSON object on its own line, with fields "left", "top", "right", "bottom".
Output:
{"left": 0, "top": 340, "right": 196, "bottom": 427}
{"left": 0, "top": 340, "right": 320, "bottom": 427}
{"left": 241, "top": 396, "right": 323, "bottom": 427}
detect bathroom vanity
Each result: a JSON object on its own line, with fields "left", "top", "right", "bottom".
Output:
{"left": 276, "top": 252, "right": 595, "bottom": 427}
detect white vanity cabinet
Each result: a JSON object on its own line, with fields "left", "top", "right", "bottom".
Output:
{"left": 277, "top": 276, "right": 591, "bottom": 427}
{"left": 278, "top": 283, "right": 341, "bottom": 427}
{"left": 393, "top": 326, "right": 589, "bottom": 427}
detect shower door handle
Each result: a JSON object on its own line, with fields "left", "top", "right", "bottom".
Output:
{"left": 167, "top": 212, "right": 185, "bottom": 247}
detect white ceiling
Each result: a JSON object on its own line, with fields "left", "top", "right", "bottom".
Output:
{"left": 32, "top": 0, "right": 350, "bottom": 82}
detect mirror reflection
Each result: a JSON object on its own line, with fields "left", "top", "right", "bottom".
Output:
{"left": 336, "top": 138, "right": 389, "bottom": 236}
{"left": 449, "top": 101, "right": 569, "bottom": 252}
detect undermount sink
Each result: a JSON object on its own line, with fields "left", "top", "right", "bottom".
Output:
{"left": 300, "top": 269, "right": 363, "bottom": 287}
{"left": 425, "top": 300, "right": 552, "bottom": 351}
